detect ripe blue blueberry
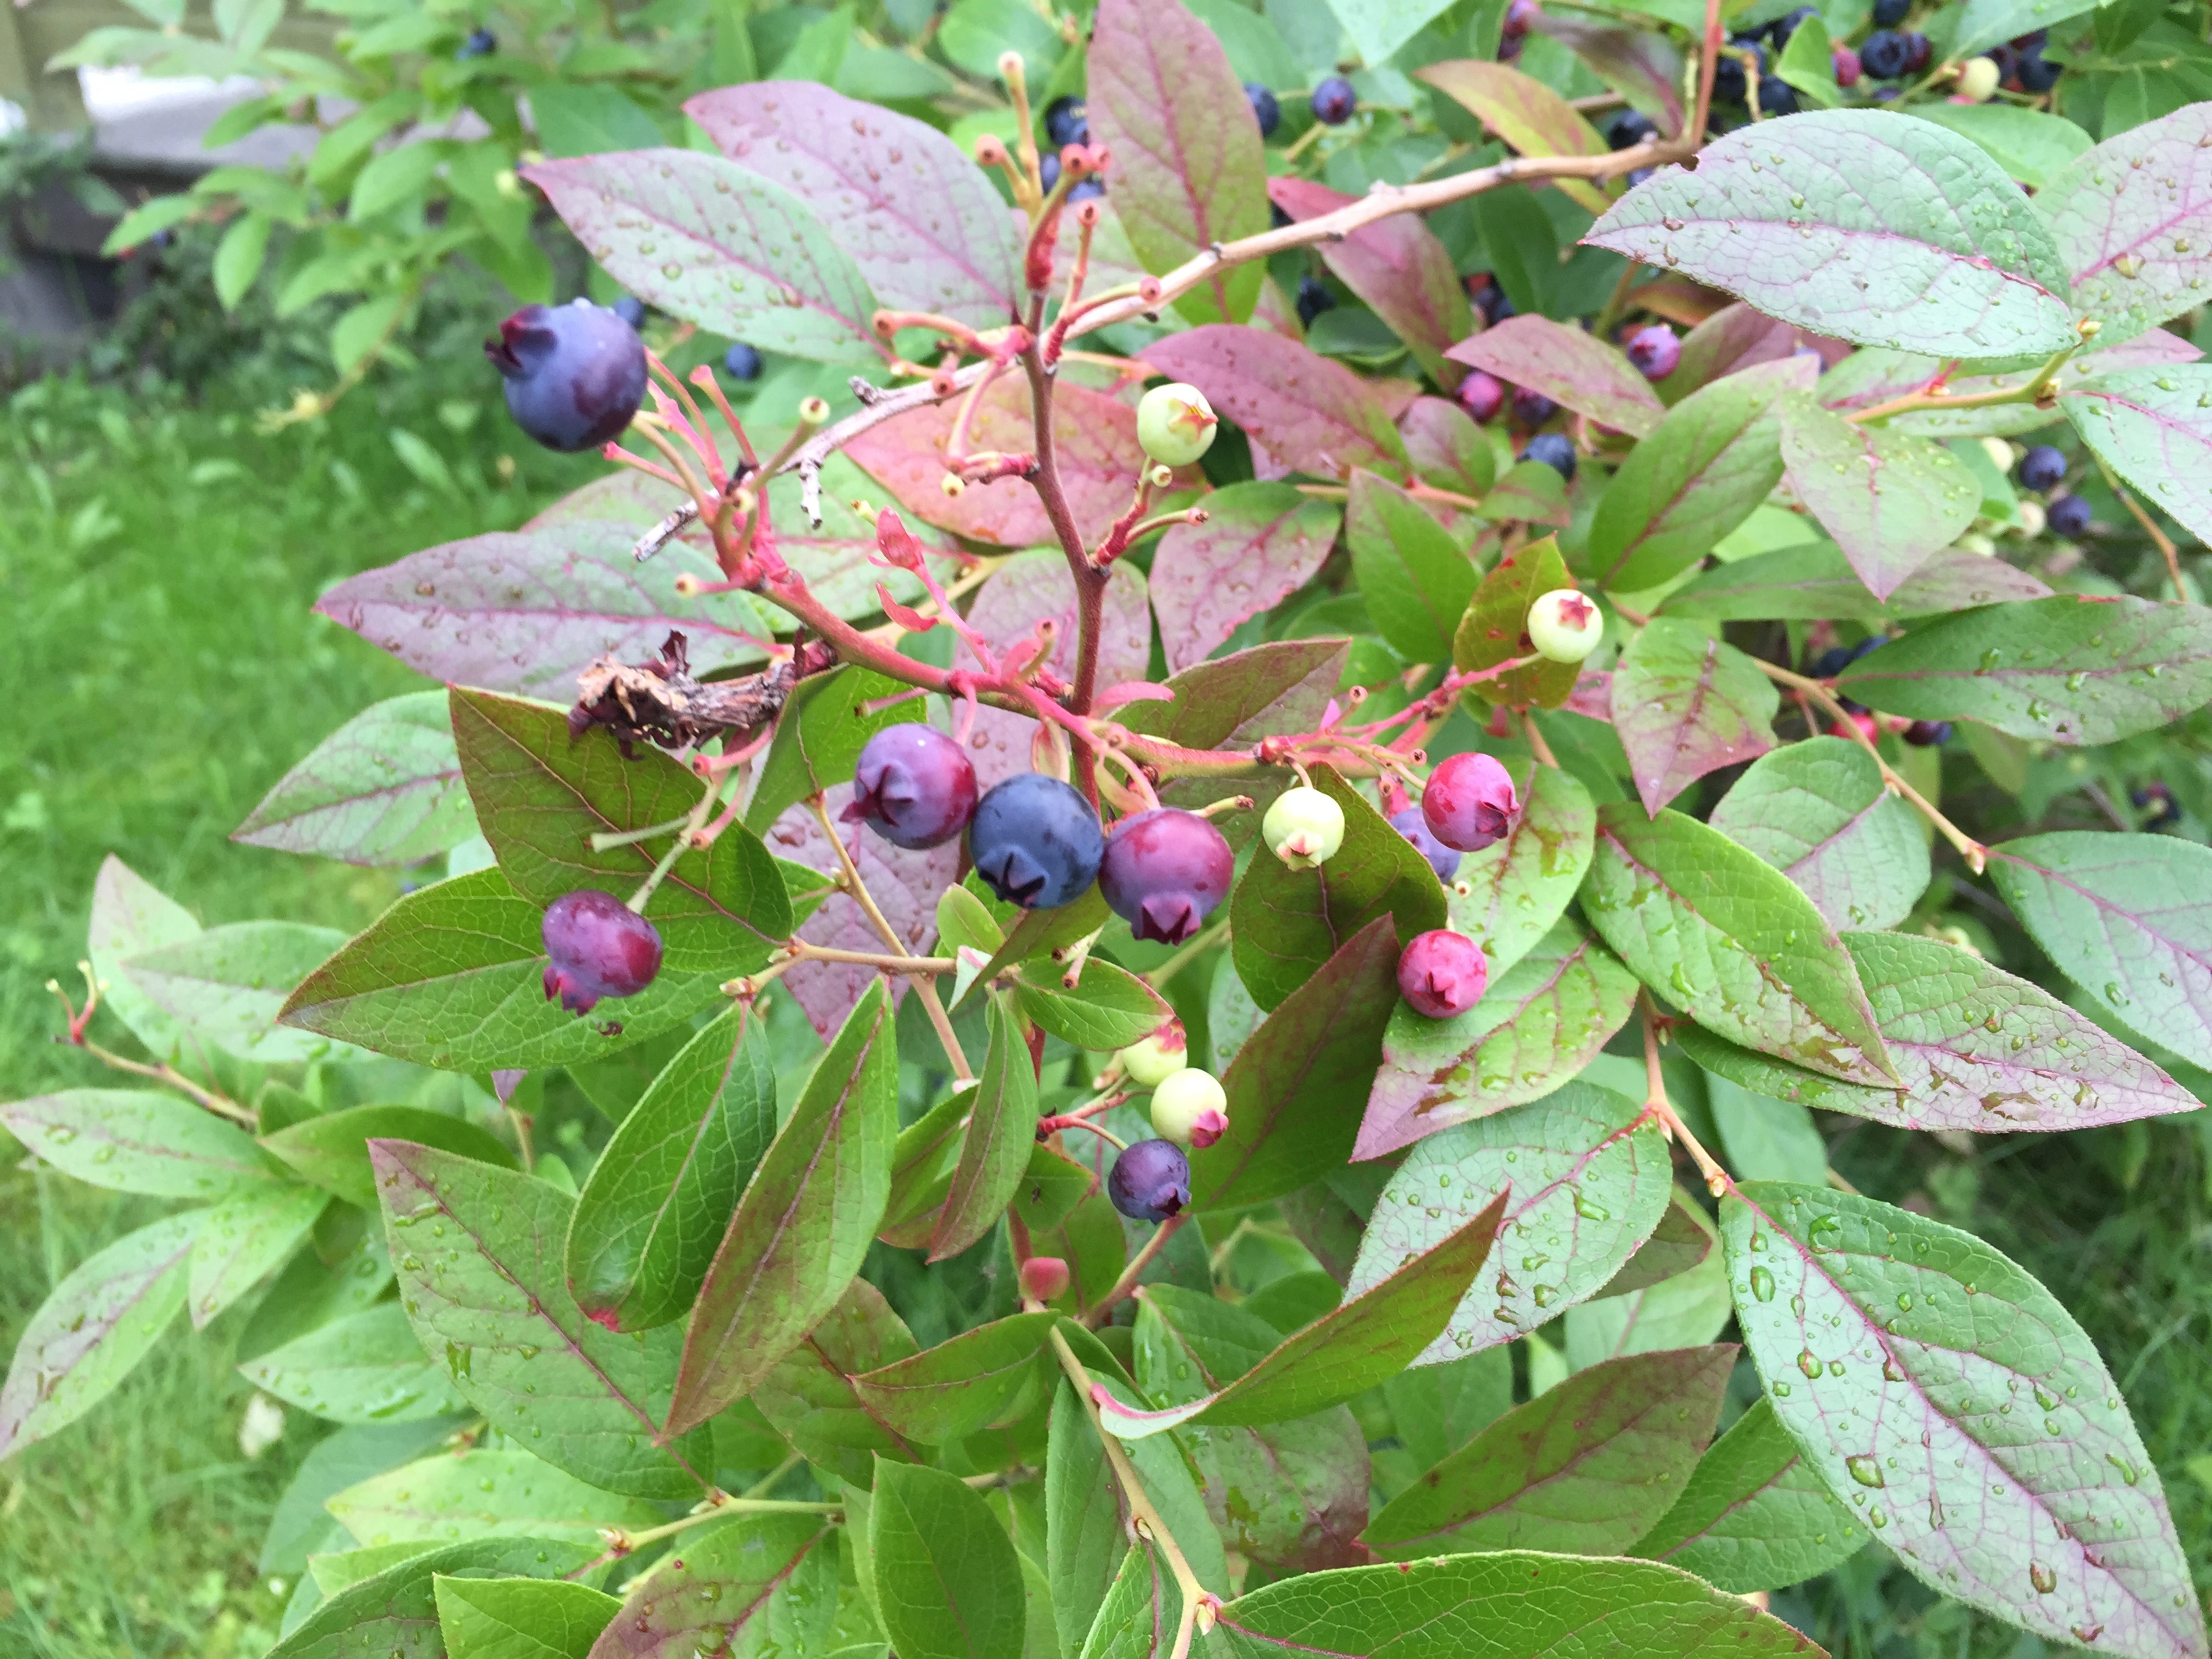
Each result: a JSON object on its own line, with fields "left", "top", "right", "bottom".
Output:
{"left": 2017, "top": 45, "right": 2060, "bottom": 91}
{"left": 542, "top": 889, "right": 663, "bottom": 1016}
{"left": 456, "top": 26, "right": 496, "bottom": 58}
{"left": 1424, "top": 752, "right": 1520, "bottom": 853}
{"left": 1902, "top": 30, "right": 1931, "bottom": 70}
{"left": 842, "top": 724, "right": 978, "bottom": 850}
{"left": 1511, "top": 387, "right": 1558, "bottom": 428}
{"left": 1758, "top": 77, "right": 1799, "bottom": 115}
{"left": 1040, "top": 151, "right": 1062, "bottom": 194}
{"left": 724, "top": 342, "right": 762, "bottom": 382}
{"left": 1044, "top": 96, "right": 1088, "bottom": 148}
{"left": 1859, "top": 28, "right": 1908, "bottom": 77}
{"left": 613, "top": 295, "right": 646, "bottom": 329}
{"left": 1391, "top": 807, "right": 1462, "bottom": 884}
{"left": 1296, "top": 275, "right": 1336, "bottom": 327}
{"left": 1811, "top": 635, "right": 1885, "bottom": 679}
{"left": 1246, "top": 83, "right": 1282, "bottom": 138}
{"left": 1606, "top": 110, "right": 1656, "bottom": 150}
{"left": 1871, "top": 0, "right": 1909, "bottom": 26}
{"left": 2049, "top": 493, "right": 2093, "bottom": 537}
{"left": 1625, "top": 326, "right": 1679, "bottom": 382}
{"left": 970, "top": 773, "right": 1105, "bottom": 909}
{"left": 1769, "top": 5, "right": 1817, "bottom": 43}
{"left": 1108, "top": 1138, "right": 1191, "bottom": 1223}
{"left": 1473, "top": 282, "right": 1515, "bottom": 327}
{"left": 487, "top": 300, "right": 649, "bottom": 453}
{"left": 1312, "top": 77, "right": 1357, "bottom": 125}
{"left": 2019, "top": 445, "right": 2066, "bottom": 492}
{"left": 1068, "top": 178, "right": 1106, "bottom": 202}
{"left": 1522, "top": 432, "right": 1576, "bottom": 481}
{"left": 1099, "top": 808, "right": 1234, "bottom": 945}
{"left": 1458, "top": 369, "right": 1505, "bottom": 424}
{"left": 2133, "top": 782, "right": 2180, "bottom": 825}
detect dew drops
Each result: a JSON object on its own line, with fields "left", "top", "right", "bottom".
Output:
{"left": 1846, "top": 1454, "right": 1885, "bottom": 1488}
{"left": 2030, "top": 1561, "right": 2057, "bottom": 1595}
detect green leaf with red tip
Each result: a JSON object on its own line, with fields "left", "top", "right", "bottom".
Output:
{"left": 1610, "top": 618, "right": 1780, "bottom": 816}
{"left": 2040, "top": 103, "right": 2212, "bottom": 348}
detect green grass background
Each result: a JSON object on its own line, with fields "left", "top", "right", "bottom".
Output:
{"left": 1, "top": 359, "right": 2210, "bottom": 1658}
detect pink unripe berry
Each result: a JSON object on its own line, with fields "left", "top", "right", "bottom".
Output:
{"left": 1020, "top": 1256, "right": 1071, "bottom": 1301}
{"left": 1398, "top": 928, "right": 1489, "bottom": 1019}
{"left": 1421, "top": 752, "right": 1519, "bottom": 853}
{"left": 1624, "top": 325, "right": 1680, "bottom": 382}
{"left": 1456, "top": 369, "right": 1505, "bottom": 424}
{"left": 1832, "top": 44, "right": 1862, "bottom": 85}
{"left": 541, "top": 889, "right": 663, "bottom": 1016}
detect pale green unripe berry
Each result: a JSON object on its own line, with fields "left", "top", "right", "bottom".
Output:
{"left": 1117, "top": 1021, "right": 1189, "bottom": 1088}
{"left": 2013, "top": 499, "right": 2047, "bottom": 538}
{"left": 1526, "top": 588, "right": 1604, "bottom": 664}
{"left": 1263, "top": 785, "right": 1345, "bottom": 869}
{"left": 1137, "top": 383, "right": 1218, "bottom": 468}
{"left": 1150, "top": 1067, "right": 1229, "bottom": 1148}
{"left": 1957, "top": 56, "right": 2001, "bottom": 101}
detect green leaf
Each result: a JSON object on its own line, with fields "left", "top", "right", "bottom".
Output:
{"left": 260, "top": 1420, "right": 464, "bottom": 1576}
{"left": 234, "top": 691, "right": 472, "bottom": 867}
{"left": 528, "top": 80, "right": 663, "bottom": 158}
{"left": 87, "top": 855, "right": 204, "bottom": 1065}
{"left": 523, "top": 151, "right": 879, "bottom": 363}
{"left": 1475, "top": 458, "right": 1573, "bottom": 529}
{"left": 1048, "top": 1379, "right": 1130, "bottom": 1657}
{"left": 214, "top": 210, "right": 273, "bottom": 309}
{"left": 880, "top": 1085, "right": 973, "bottom": 1247}
{"left": 1723, "top": 1183, "right": 2204, "bottom": 1659}
{"left": 0, "top": 1087, "right": 272, "bottom": 1199}
{"left": 1707, "top": 735, "right": 1930, "bottom": 932}
{"left": 1399, "top": 396, "right": 1498, "bottom": 501}
{"left": 1077, "top": 1543, "right": 1181, "bottom": 1659}
{"left": 1581, "top": 802, "right": 1898, "bottom": 1085}
{"left": 1778, "top": 395, "right": 1981, "bottom": 601}
{"left": 450, "top": 688, "right": 788, "bottom": 976}
{"left": 1444, "top": 314, "right": 1664, "bottom": 437}
{"left": 1118, "top": 639, "right": 1350, "bottom": 754}
{"left": 2063, "top": 366, "right": 2212, "bottom": 548}
{"left": 1090, "top": 1193, "right": 1504, "bottom": 1437}
{"left": 588, "top": 1512, "right": 839, "bottom": 1658}
{"left": 1354, "top": 919, "right": 1640, "bottom": 1159}
{"left": 1949, "top": 0, "right": 2096, "bottom": 58}
{"left": 1595, "top": 1188, "right": 1715, "bottom": 1300}
{"left": 333, "top": 1449, "right": 658, "bottom": 1549}
{"left": 240, "top": 1303, "right": 471, "bottom": 1425}
{"left": 1834, "top": 595, "right": 2212, "bottom": 745}
{"left": 1452, "top": 535, "right": 1578, "bottom": 710}
{"left": 1194, "top": 918, "right": 1401, "bottom": 1211}
{"left": 1202, "top": 1550, "right": 1815, "bottom": 1656}
{"left": 751, "top": 1277, "right": 920, "bottom": 1483}
{"left": 121, "top": 921, "right": 350, "bottom": 1063}
{"left": 434, "top": 1576, "right": 617, "bottom": 1659}
{"left": 1590, "top": 360, "right": 1807, "bottom": 592}
{"left": 1774, "top": 12, "right": 1839, "bottom": 104}
{"left": 962, "top": 888, "right": 1112, "bottom": 1000}
{"left": 1662, "top": 539, "right": 2054, "bottom": 621}
{"left": 670, "top": 981, "right": 897, "bottom": 1434}
{"left": 1447, "top": 763, "right": 1595, "bottom": 983}
{"left": 1364, "top": 1345, "right": 1734, "bottom": 1557}
{"left": 1012, "top": 960, "right": 1172, "bottom": 1054}
{"left": 851, "top": 1312, "right": 1057, "bottom": 1443}
{"left": 1344, "top": 470, "right": 1480, "bottom": 664}
{"left": 1085, "top": 0, "right": 1269, "bottom": 325}
{"left": 1271, "top": 178, "right": 1471, "bottom": 382}
{"left": 930, "top": 996, "right": 1037, "bottom": 1261}
{"left": 190, "top": 1183, "right": 328, "bottom": 1329}
{"left": 369, "top": 1141, "right": 714, "bottom": 1497}
{"left": 1707, "top": 1073, "right": 1829, "bottom": 1183}
{"left": 1469, "top": 186, "right": 1561, "bottom": 322}
{"left": 1229, "top": 765, "right": 1446, "bottom": 1014}
{"left": 1416, "top": 63, "right": 1616, "bottom": 219}
{"left": 264, "top": 1104, "right": 516, "bottom": 1209}
{"left": 1350, "top": 1082, "right": 1671, "bottom": 1361}
{"left": 743, "top": 666, "right": 914, "bottom": 835}
{"left": 1586, "top": 110, "right": 2078, "bottom": 359}
{"left": 869, "top": 1458, "right": 1028, "bottom": 1659}
{"left": 280, "top": 867, "right": 724, "bottom": 1071}
{"left": 2041, "top": 103, "right": 2212, "bottom": 346}
{"left": 1990, "top": 831, "right": 2212, "bottom": 1071}
{"left": 1609, "top": 618, "right": 1780, "bottom": 815}
{"left": 564, "top": 1004, "right": 777, "bottom": 1333}
{"left": 1631, "top": 1395, "right": 1866, "bottom": 1593}
{"left": 1906, "top": 104, "right": 2092, "bottom": 188}
{"left": 266, "top": 1538, "right": 598, "bottom": 1659}
{"left": 0, "top": 1210, "right": 200, "bottom": 1459}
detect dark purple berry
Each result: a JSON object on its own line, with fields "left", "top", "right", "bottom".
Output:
{"left": 724, "top": 342, "right": 762, "bottom": 382}
{"left": 1473, "top": 282, "right": 1515, "bottom": 327}
{"left": 970, "top": 774, "right": 1105, "bottom": 909}
{"left": 2016, "top": 45, "right": 2060, "bottom": 91}
{"left": 2133, "top": 782, "right": 2180, "bottom": 825}
{"left": 1108, "top": 1139, "right": 1191, "bottom": 1223}
{"left": 1098, "top": 809, "right": 1233, "bottom": 945}
{"left": 1522, "top": 432, "right": 1576, "bottom": 481}
{"left": 1859, "top": 29, "right": 1908, "bottom": 77}
{"left": 1312, "top": 77, "right": 1357, "bottom": 125}
{"left": 1625, "top": 325, "right": 1679, "bottom": 382}
{"left": 1040, "top": 151, "right": 1061, "bottom": 194}
{"left": 1904, "top": 720, "right": 1952, "bottom": 747}
{"left": 613, "top": 295, "right": 646, "bottom": 329}
{"left": 842, "top": 724, "right": 977, "bottom": 851}
{"left": 2048, "top": 493, "right": 2093, "bottom": 537}
{"left": 1511, "top": 387, "right": 1558, "bottom": 428}
{"left": 1424, "top": 752, "right": 1520, "bottom": 853}
{"left": 1769, "top": 6, "right": 1816, "bottom": 44}
{"left": 1391, "top": 807, "right": 1462, "bottom": 884}
{"left": 1606, "top": 110, "right": 1657, "bottom": 149}
{"left": 1457, "top": 369, "right": 1505, "bottom": 424}
{"left": 487, "top": 300, "right": 648, "bottom": 453}
{"left": 1044, "top": 96, "right": 1088, "bottom": 148}
{"left": 1811, "top": 635, "right": 1886, "bottom": 678}
{"left": 1245, "top": 83, "right": 1282, "bottom": 138}
{"left": 1500, "top": 0, "right": 1538, "bottom": 39}
{"left": 456, "top": 26, "right": 496, "bottom": 58}
{"left": 1902, "top": 31, "right": 1931, "bottom": 71}
{"left": 1757, "top": 76, "right": 1799, "bottom": 115}
{"left": 1871, "top": 0, "right": 1909, "bottom": 25}
{"left": 2018, "top": 445, "right": 2066, "bottom": 492}
{"left": 1398, "top": 930, "right": 1488, "bottom": 1019}
{"left": 542, "top": 890, "right": 663, "bottom": 1016}
{"left": 1296, "top": 274, "right": 1336, "bottom": 327}
{"left": 1067, "top": 178, "right": 1106, "bottom": 202}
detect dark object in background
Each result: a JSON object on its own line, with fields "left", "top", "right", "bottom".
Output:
{"left": 2048, "top": 493, "right": 2093, "bottom": 537}
{"left": 1606, "top": 110, "right": 1657, "bottom": 149}
{"left": 1295, "top": 274, "right": 1336, "bottom": 327}
{"left": 1511, "top": 386, "right": 1559, "bottom": 427}
{"left": 1523, "top": 432, "right": 1577, "bottom": 480}
{"left": 1246, "top": 83, "right": 1282, "bottom": 138}
{"left": 724, "top": 342, "right": 762, "bottom": 382}
{"left": 1312, "top": 77, "right": 1357, "bottom": 124}
{"left": 1860, "top": 30, "right": 1909, "bottom": 77}
{"left": 1044, "top": 96, "right": 1088, "bottom": 148}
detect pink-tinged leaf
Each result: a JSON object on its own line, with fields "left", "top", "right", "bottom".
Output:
{"left": 1416, "top": 61, "right": 1614, "bottom": 217}
{"left": 1724, "top": 1184, "right": 2207, "bottom": 1659}
{"left": 1090, "top": 1192, "right": 1507, "bottom": 1439}
{"left": 1610, "top": 617, "right": 1781, "bottom": 815}
{"left": 524, "top": 150, "right": 880, "bottom": 363}
{"left": 1399, "top": 396, "right": 1498, "bottom": 499}
{"left": 1141, "top": 326, "right": 1410, "bottom": 483}
{"left": 233, "top": 692, "right": 472, "bottom": 867}
{"left": 0, "top": 1210, "right": 199, "bottom": 1458}
{"left": 844, "top": 377, "right": 1158, "bottom": 547}
{"left": 1706, "top": 737, "right": 1928, "bottom": 933}
{"left": 1655, "top": 302, "right": 1799, "bottom": 403}
{"left": 683, "top": 80, "right": 1021, "bottom": 327}
{"left": 1448, "top": 315, "right": 1665, "bottom": 438}
{"left": 2041, "top": 102, "right": 2212, "bottom": 348}
{"left": 1565, "top": 671, "right": 1613, "bottom": 720}
{"left": 1780, "top": 396, "right": 1979, "bottom": 600}
{"left": 1086, "top": 0, "right": 1270, "bottom": 324}
{"left": 1677, "top": 928, "right": 2202, "bottom": 1133}
{"left": 312, "top": 522, "right": 777, "bottom": 700}
{"left": 1586, "top": 111, "right": 2078, "bottom": 359}
{"left": 1151, "top": 482, "right": 1341, "bottom": 672}
{"left": 2062, "top": 366, "right": 2212, "bottom": 546}
{"left": 1818, "top": 329, "right": 2202, "bottom": 438}
{"left": 1267, "top": 177, "right": 1471, "bottom": 382}
{"left": 1886, "top": 550, "right": 2055, "bottom": 612}
{"left": 762, "top": 794, "right": 961, "bottom": 1040}
{"left": 1532, "top": 10, "right": 1684, "bottom": 137}
{"left": 587, "top": 1513, "right": 837, "bottom": 1659}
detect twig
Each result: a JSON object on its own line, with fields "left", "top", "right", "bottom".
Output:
{"left": 1084, "top": 1213, "right": 1186, "bottom": 1328}
{"left": 75, "top": 1040, "right": 257, "bottom": 1127}
{"left": 2095, "top": 455, "right": 2188, "bottom": 602}
{"left": 787, "top": 943, "right": 960, "bottom": 974}
{"left": 1640, "top": 993, "right": 1731, "bottom": 1195}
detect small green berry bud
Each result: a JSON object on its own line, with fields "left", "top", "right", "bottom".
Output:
{"left": 1956, "top": 56, "right": 2001, "bottom": 101}
{"left": 1262, "top": 785, "right": 1345, "bottom": 869}
{"left": 1150, "top": 1067, "right": 1229, "bottom": 1148}
{"left": 1117, "top": 1020, "right": 1188, "bottom": 1088}
{"left": 1136, "top": 382, "right": 1218, "bottom": 468}
{"left": 1526, "top": 588, "right": 1604, "bottom": 664}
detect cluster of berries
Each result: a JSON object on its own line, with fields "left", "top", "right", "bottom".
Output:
{"left": 2017, "top": 443, "right": 2091, "bottom": 538}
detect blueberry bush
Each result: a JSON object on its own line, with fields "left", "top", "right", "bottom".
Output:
{"left": 16, "top": 0, "right": 2212, "bottom": 1653}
